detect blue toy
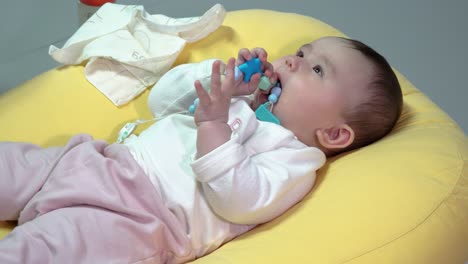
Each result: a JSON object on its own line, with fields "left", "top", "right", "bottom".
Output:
{"left": 189, "top": 58, "right": 282, "bottom": 125}
{"left": 254, "top": 82, "right": 282, "bottom": 125}
{"left": 235, "top": 58, "right": 273, "bottom": 91}
{"left": 237, "top": 58, "right": 263, "bottom": 82}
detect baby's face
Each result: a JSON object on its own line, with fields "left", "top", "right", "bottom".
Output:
{"left": 271, "top": 37, "right": 374, "bottom": 147}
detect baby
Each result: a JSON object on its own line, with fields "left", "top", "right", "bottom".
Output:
{"left": 0, "top": 36, "right": 402, "bottom": 263}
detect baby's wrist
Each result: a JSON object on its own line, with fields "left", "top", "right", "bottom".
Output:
{"left": 195, "top": 120, "right": 232, "bottom": 158}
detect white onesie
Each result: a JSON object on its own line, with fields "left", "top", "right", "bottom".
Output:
{"left": 124, "top": 59, "right": 326, "bottom": 257}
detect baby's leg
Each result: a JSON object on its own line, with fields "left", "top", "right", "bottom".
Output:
{"left": 0, "top": 206, "right": 192, "bottom": 264}
{"left": 0, "top": 135, "right": 193, "bottom": 263}
{"left": 0, "top": 141, "right": 62, "bottom": 221}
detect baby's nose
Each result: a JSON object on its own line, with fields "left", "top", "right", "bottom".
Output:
{"left": 284, "top": 56, "right": 299, "bottom": 71}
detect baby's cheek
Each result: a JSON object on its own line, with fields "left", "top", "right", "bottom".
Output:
{"left": 316, "top": 92, "right": 346, "bottom": 118}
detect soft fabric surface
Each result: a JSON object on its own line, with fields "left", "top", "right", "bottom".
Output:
{"left": 1, "top": 9, "right": 467, "bottom": 264}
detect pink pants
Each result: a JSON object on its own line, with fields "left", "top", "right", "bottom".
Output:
{"left": 0, "top": 134, "right": 194, "bottom": 263}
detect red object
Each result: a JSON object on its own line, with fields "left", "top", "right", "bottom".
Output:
{"left": 80, "top": 0, "right": 115, "bottom": 7}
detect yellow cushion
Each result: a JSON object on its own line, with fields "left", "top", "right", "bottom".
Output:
{"left": 1, "top": 9, "right": 467, "bottom": 264}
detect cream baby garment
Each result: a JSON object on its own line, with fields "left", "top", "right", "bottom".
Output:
{"left": 49, "top": 3, "right": 225, "bottom": 106}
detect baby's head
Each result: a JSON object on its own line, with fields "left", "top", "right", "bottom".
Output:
{"left": 271, "top": 36, "right": 402, "bottom": 156}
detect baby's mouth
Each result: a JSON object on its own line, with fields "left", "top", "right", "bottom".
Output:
{"left": 276, "top": 78, "right": 282, "bottom": 89}
{"left": 254, "top": 76, "right": 282, "bottom": 125}
{"left": 270, "top": 76, "right": 282, "bottom": 98}
{"left": 253, "top": 76, "right": 282, "bottom": 110}
{"left": 275, "top": 72, "right": 283, "bottom": 89}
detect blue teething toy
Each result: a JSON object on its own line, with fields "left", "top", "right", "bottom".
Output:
{"left": 189, "top": 58, "right": 282, "bottom": 125}
{"left": 237, "top": 58, "right": 263, "bottom": 82}
{"left": 255, "top": 81, "right": 282, "bottom": 125}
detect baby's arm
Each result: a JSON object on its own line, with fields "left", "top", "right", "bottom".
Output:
{"left": 194, "top": 59, "right": 236, "bottom": 157}
{"left": 192, "top": 57, "right": 325, "bottom": 224}
{"left": 191, "top": 130, "right": 326, "bottom": 225}
{"left": 194, "top": 48, "right": 277, "bottom": 156}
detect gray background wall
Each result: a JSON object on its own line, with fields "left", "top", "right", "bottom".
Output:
{"left": 1, "top": 0, "right": 467, "bottom": 133}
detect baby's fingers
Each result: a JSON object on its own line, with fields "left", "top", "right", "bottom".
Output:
{"left": 263, "top": 62, "right": 278, "bottom": 84}
{"left": 194, "top": 80, "right": 210, "bottom": 106}
{"left": 222, "top": 58, "right": 237, "bottom": 95}
{"left": 210, "top": 60, "right": 224, "bottom": 97}
{"left": 237, "top": 48, "right": 252, "bottom": 65}
{"left": 250, "top": 47, "right": 268, "bottom": 63}
{"left": 224, "top": 58, "right": 236, "bottom": 81}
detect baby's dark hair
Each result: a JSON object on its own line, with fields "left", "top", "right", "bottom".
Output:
{"left": 332, "top": 37, "right": 403, "bottom": 156}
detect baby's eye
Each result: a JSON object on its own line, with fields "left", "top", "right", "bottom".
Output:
{"left": 296, "top": 50, "right": 304, "bottom": 58}
{"left": 313, "top": 65, "right": 323, "bottom": 76}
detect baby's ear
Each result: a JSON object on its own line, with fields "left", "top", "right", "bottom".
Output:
{"left": 315, "top": 124, "right": 355, "bottom": 150}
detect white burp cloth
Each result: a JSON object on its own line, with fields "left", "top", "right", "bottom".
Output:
{"left": 49, "top": 3, "right": 226, "bottom": 106}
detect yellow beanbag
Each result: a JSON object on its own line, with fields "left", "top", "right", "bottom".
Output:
{"left": 1, "top": 9, "right": 467, "bottom": 264}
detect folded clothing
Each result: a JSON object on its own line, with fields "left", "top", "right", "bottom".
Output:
{"left": 49, "top": 3, "right": 226, "bottom": 106}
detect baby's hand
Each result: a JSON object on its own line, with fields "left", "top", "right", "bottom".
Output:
{"left": 194, "top": 58, "right": 237, "bottom": 126}
{"left": 233, "top": 47, "right": 278, "bottom": 96}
